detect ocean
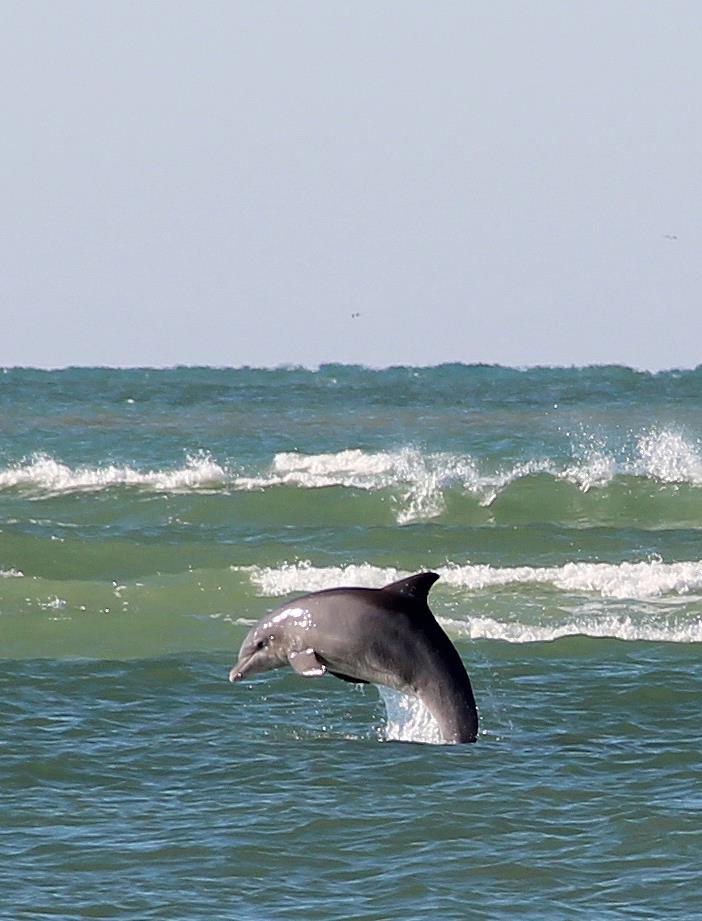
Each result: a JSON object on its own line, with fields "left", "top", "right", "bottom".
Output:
{"left": 2, "top": 364, "right": 701, "bottom": 919}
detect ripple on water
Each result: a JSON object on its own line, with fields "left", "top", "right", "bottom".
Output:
{"left": 2, "top": 647, "right": 702, "bottom": 919}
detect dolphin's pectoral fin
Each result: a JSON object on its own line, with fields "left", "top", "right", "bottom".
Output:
{"left": 328, "top": 670, "right": 369, "bottom": 685}
{"left": 289, "top": 648, "right": 327, "bottom": 677}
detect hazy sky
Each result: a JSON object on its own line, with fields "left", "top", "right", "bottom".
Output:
{"left": 2, "top": 1, "right": 700, "bottom": 369}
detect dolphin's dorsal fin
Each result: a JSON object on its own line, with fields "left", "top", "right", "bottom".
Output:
{"left": 382, "top": 572, "right": 439, "bottom": 603}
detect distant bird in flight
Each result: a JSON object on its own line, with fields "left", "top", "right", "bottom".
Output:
{"left": 351, "top": 312, "right": 361, "bottom": 319}
{"left": 663, "top": 234, "right": 678, "bottom": 240}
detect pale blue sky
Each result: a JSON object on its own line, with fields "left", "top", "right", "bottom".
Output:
{"left": 2, "top": 1, "right": 700, "bottom": 369}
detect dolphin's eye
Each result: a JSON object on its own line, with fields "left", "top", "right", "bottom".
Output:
{"left": 256, "top": 639, "right": 266, "bottom": 651}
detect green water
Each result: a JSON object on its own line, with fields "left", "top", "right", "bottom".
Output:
{"left": 2, "top": 365, "right": 702, "bottom": 918}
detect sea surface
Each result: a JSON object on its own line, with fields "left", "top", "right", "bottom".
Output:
{"left": 2, "top": 364, "right": 702, "bottom": 920}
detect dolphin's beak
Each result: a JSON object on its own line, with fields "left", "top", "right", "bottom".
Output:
{"left": 228, "top": 654, "right": 254, "bottom": 683}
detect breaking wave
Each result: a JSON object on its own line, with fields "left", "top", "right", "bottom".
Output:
{"left": 1, "top": 429, "right": 701, "bottom": 524}
{"left": 235, "top": 558, "right": 702, "bottom": 645}
{"left": 240, "top": 429, "right": 702, "bottom": 500}
{"left": 238, "top": 558, "right": 702, "bottom": 601}
{"left": 0, "top": 452, "right": 228, "bottom": 494}
{"left": 442, "top": 614, "right": 702, "bottom": 644}
{"left": 232, "top": 448, "right": 482, "bottom": 522}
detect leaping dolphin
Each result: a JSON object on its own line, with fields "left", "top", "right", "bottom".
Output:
{"left": 229, "top": 572, "right": 478, "bottom": 743}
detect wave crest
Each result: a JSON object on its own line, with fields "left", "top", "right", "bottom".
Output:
{"left": 233, "top": 447, "right": 482, "bottom": 523}
{"left": 0, "top": 452, "right": 227, "bottom": 494}
{"left": 233, "top": 430, "right": 702, "bottom": 522}
{"left": 239, "top": 558, "right": 702, "bottom": 602}
{"left": 443, "top": 614, "right": 702, "bottom": 644}
{"left": 2, "top": 429, "right": 701, "bottom": 522}
{"left": 236, "top": 559, "right": 702, "bottom": 645}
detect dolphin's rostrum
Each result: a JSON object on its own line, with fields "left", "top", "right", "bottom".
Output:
{"left": 230, "top": 572, "right": 478, "bottom": 743}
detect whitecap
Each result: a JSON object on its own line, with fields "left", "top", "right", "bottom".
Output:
{"left": 241, "top": 557, "right": 702, "bottom": 602}
{"left": 439, "top": 558, "right": 702, "bottom": 599}
{"left": 442, "top": 614, "right": 702, "bottom": 645}
{"left": 232, "top": 447, "right": 482, "bottom": 522}
{"left": 3, "top": 430, "right": 702, "bottom": 514}
{"left": 0, "top": 452, "right": 228, "bottom": 494}
{"left": 234, "top": 561, "right": 405, "bottom": 596}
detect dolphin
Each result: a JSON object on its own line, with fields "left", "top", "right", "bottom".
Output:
{"left": 229, "top": 572, "right": 478, "bottom": 743}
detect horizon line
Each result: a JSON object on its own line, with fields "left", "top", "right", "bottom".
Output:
{"left": 1, "top": 360, "right": 700, "bottom": 374}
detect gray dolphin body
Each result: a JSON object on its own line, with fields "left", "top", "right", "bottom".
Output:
{"left": 229, "top": 572, "right": 478, "bottom": 743}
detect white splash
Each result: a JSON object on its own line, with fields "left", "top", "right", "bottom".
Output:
{"left": 561, "top": 429, "right": 702, "bottom": 491}
{"left": 561, "top": 449, "right": 617, "bottom": 492}
{"left": 376, "top": 686, "right": 445, "bottom": 745}
{"left": 633, "top": 430, "right": 702, "bottom": 485}
{"left": 37, "top": 596, "right": 67, "bottom": 610}
{"left": 1, "top": 568, "right": 24, "bottom": 578}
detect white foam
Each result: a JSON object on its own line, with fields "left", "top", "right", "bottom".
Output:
{"left": 443, "top": 614, "right": 702, "bottom": 644}
{"left": 0, "top": 452, "right": 228, "bottom": 494}
{"left": 232, "top": 448, "right": 402, "bottom": 494}
{"left": 0, "top": 567, "right": 24, "bottom": 577}
{"left": 241, "top": 558, "right": 702, "bottom": 602}
{"left": 233, "top": 430, "right": 702, "bottom": 519}
{"left": 235, "top": 561, "right": 405, "bottom": 596}
{"left": 240, "top": 559, "right": 702, "bottom": 645}
{"left": 2, "top": 429, "right": 700, "bottom": 509}
{"left": 242, "top": 560, "right": 702, "bottom": 644}
{"left": 234, "top": 448, "right": 569, "bottom": 520}
{"left": 233, "top": 447, "right": 483, "bottom": 523}
{"left": 440, "top": 558, "right": 702, "bottom": 599}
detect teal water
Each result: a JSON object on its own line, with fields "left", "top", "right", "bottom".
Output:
{"left": 2, "top": 365, "right": 702, "bottom": 919}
